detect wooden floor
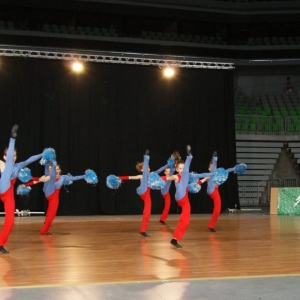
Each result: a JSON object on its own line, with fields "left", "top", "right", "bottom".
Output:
{"left": 1, "top": 211, "right": 300, "bottom": 288}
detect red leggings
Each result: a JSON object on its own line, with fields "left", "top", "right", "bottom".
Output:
{"left": 139, "top": 188, "right": 151, "bottom": 232}
{"left": 160, "top": 192, "right": 171, "bottom": 222}
{"left": 208, "top": 187, "right": 221, "bottom": 229}
{"left": 173, "top": 195, "right": 190, "bottom": 241}
{"left": 0, "top": 187, "right": 15, "bottom": 245}
{"left": 40, "top": 190, "right": 60, "bottom": 235}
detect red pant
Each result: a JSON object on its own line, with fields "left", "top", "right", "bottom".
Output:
{"left": 173, "top": 195, "right": 190, "bottom": 241}
{"left": 208, "top": 187, "right": 221, "bottom": 229}
{"left": 139, "top": 188, "right": 151, "bottom": 232}
{"left": 0, "top": 186, "right": 15, "bottom": 245}
{"left": 40, "top": 189, "right": 60, "bottom": 235}
{"left": 160, "top": 192, "right": 171, "bottom": 222}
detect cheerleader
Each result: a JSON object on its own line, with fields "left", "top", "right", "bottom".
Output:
{"left": 0, "top": 125, "right": 45, "bottom": 254}
{"left": 153, "top": 151, "right": 180, "bottom": 225}
{"left": 206, "top": 151, "right": 245, "bottom": 232}
{"left": 166, "top": 146, "right": 213, "bottom": 248}
{"left": 23, "top": 160, "right": 98, "bottom": 235}
{"left": 117, "top": 150, "right": 152, "bottom": 237}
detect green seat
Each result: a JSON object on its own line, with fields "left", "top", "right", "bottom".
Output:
{"left": 235, "top": 123, "right": 242, "bottom": 131}
{"left": 263, "top": 107, "right": 271, "bottom": 115}
{"left": 295, "top": 124, "right": 300, "bottom": 132}
{"left": 272, "top": 123, "right": 280, "bottom": 132}
{"left": 287, "top": 123, "right": 295, "bottom": 132}
{"left": 241, "top": 123, "right": 249, "bottom": 131}
{"left": 264, "top": 124, "right": 271, "bottom": 132}
{"left": 273, "top": 110, "right": 281, "bottom": 116}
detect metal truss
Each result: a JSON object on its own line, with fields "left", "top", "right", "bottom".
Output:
{"left": 0, "top": 46, "right": 235, "bottom": 69}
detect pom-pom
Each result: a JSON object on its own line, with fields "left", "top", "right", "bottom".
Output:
{"left": 136, "top": 187, "right": 141, "bottom": 194}
{"left": 188, "top": 172, "right": 199, "bottom": 184}
{"left": 148, "top": 172, "right": 165, "bottom": 190}
{"left": 106, "top": 175, "right": 122, "bottom": 189}
{"left": 235, "top": 163, "right": 247, "bottom": 175}
{"left": 188, "top": 183, "right": 201, "bottom": 193}
{"left": 167, "top": 157, "right": 176, "bottom": 169}
{"left": 18, "top": 167, "right": 32, "bottom": 183}
{"left": 40, "top": 148, "right": 56, "bottom": 165}
{"left": 63, "top": 173, "right": 73, "bottom": 185}
{"left": 84, "top": 169, "right": 98, "bottom": 185}
{"left": 16, "top": 185, "right": 31, "bottom": 196}
{"left": 212, "top": 168, "right": 228, "bottom": 186}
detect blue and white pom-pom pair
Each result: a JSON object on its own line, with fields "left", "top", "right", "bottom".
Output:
{"left": 16, "top": 185, "right": 31, "bottom": 196}
{"left": 148, "top": 172, "right": 165, "bottom": 190}
{"left": 188, "top": 182, "right": 201, "bottom": 194}
{"left": 234, "top": 163, "right": 247, "bottom": 175}
{"left": 136, "top": 174, "right": 166, "bottom": 193}
{"left": 40, "top": 148, "right": 56, "bottom": 165}
{"left": 18, "top": 167, "right": 32, "bottom": 183}
{"left": 106, "top": 175, "right": 122, "bottom": 189}
{"left": 167, "top": 157, "right": 176, "bottom": 169}
{"left": 212, "top": 168, "right": 228, "bottom": 186}
{"left": 187, "top": 172, "right": 201, "bottom": 193}
{"left": 84, "top": 169, "right": 98, "bottom": 185}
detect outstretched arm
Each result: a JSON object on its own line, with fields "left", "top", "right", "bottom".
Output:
{"left": 189, "top": 172, "right": 214, "bottom": 180}
{"left": 15, "top": 153, "right": 43, "bottom": 170}
{"left": 197, "top": 177, "right": 209, "bottom": 185}
{"left": 154, "top": 164, "right": 169, "bottom": 174}
{"left": 62, "top": 175, "right": 85, "bottom": 182}
{"left": 226, "top": 167, "right": 235, "bottom": 173}
{"left": 166, "top": 174, "right": 178, "bottom": 182}
{"left": 118, "top": 175, "right": 142, "bottom": 180}
{"left": 23, "top": 177, "right": 42, "bottom": 186}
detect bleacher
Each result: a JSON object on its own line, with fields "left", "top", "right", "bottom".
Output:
{"left": 236, "top": 141, "right": 283, "bottom": 206}
{"left": 235, "top": 89, "right": 300, "bottom": 135}
{"left": 235, "top": 87, "right": 300, "bottom": 207}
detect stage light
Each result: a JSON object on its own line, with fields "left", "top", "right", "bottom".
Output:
{"left": 163, "top": 67, "right": 175, "bottom": 78}
{"left": 72, "top": 61, "right": 84, "bottom": 72}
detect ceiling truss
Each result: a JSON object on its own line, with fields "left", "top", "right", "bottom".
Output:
{"left": 0, "top": 47, "right": 235, "bottom": 70}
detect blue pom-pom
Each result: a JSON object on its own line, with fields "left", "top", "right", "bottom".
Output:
{"left": 212, "top": 168, "right": 228, "bottom": 186}
{"left": 18, "top": 168, "right": 32, "bottom": 183}
{"left": 106, "top": 175, "right": 122, "bottom": 189}
{"left": 167, "top": 157, "right": 176, "bottom": 169}
{"left": 188, "top": 183, "right": 201, "bottom": 193}
{"left": 84, "top": 169, "right": 98, "bottom": 185}
{"left": 188, "top": 172, "right": 199, "bottom": 184}
{"left": 17, "top": 185, "right": 31, "bottom": 196}
{"left": 136, "top": 187, "right": 141, "bottom": 194}
{"left": 40, "top": 148, "right": 56, "bottom": 165}
{"left": 148, "top": 172, "right": 165, "bottom": 190}
{"left": 235, "top": 163, "right": 247, "bottom": 175}
{"left": 63, "top": 173, "right": 73, "bottom": 185}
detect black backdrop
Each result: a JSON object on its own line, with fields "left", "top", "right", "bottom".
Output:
{"left": 0, "top": 57, "right": 238, "bottom": 216}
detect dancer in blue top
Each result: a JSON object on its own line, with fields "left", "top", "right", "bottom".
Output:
{"left": 0, "top": 125, "right": 45, "bottom": 254}
{"left": 205, "top": 151, "right": 245, "bottom": 232}
{"left": 117, "top": 150, "right": 152, "bottom": 237}
{"left": 166, "top": 146, "right": 213, "bottom": 248}
{"left": 24, "top": 160, "right": 98, "bottom": 235}
{"left": 153, "top": 151, "right": 180, "bottom": 225}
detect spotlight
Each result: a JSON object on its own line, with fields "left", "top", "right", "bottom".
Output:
{"left": 72, "top": 61, "right": 84, "bottom": 72}
{"left": 163, "top": 66, "right": 175, "bottom": 78}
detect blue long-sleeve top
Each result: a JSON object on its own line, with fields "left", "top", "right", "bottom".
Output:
{"left": 154, "top": 163, "right": 175, "bottom": 195}
{"left": 11, "top": 153, "right": 43, "bottom": 179}
{"left": 43, "top": 161, "right": 85, "bottom": 197}
{"left": 207, "top": 156, "right": 236, "bottom": 194}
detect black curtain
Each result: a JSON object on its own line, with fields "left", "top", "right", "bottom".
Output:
{"left": 0, "top": 57, "right": 238, "bottom": 215}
